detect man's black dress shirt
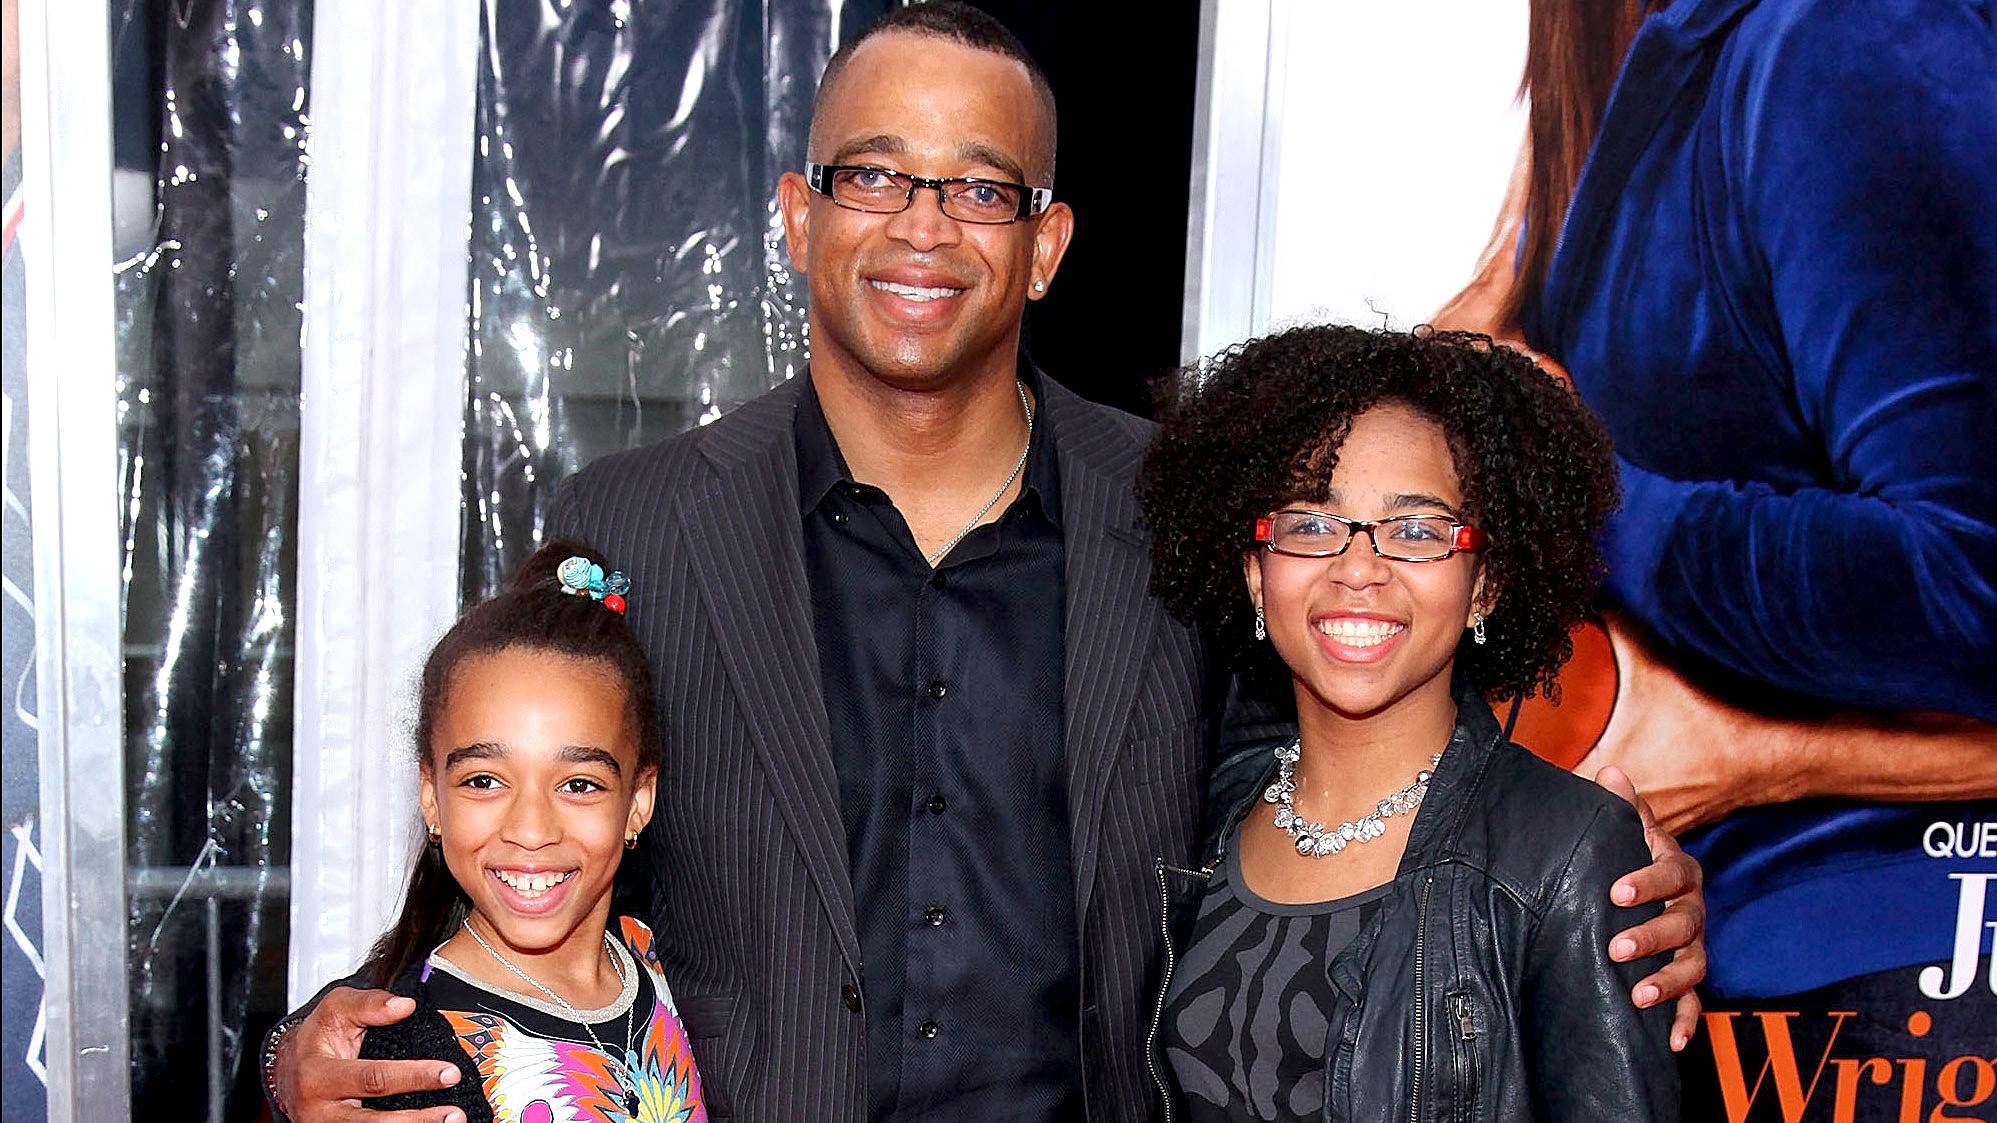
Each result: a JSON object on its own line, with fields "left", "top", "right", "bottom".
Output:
{"left": 796, "top": 372, "right": 1082, "bottom": 1123}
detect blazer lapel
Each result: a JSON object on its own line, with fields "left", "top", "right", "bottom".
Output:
{"left": 1052, "top": 383, "right": 1169, "bottom": 921}
{"left": 679, "top": 381, "right": 861, "bottom": 974}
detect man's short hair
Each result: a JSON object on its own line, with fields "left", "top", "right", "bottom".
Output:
{"left": 813, "top": 1, "right": 1059, "bottom": 183}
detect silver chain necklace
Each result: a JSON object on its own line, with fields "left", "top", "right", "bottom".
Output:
{"left": 461, "top": 919, "right": 641, "bottom": 1114}
{"left": 923, "top": 379, "right": 1034, "bottom": 567}
{"left": 1263, "top": 740, "right": 1442, "bottom": 857}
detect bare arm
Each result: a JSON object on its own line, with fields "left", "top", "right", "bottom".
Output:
{"left": 1576, "top": 613, "right": 1997, "bottom": 836}
{"left": 1430, "top": 133, "right": 1533, "bottom": 344}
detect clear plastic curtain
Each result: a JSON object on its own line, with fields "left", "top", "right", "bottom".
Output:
{"left": 111, "top": 0, "right": 308, "bottom": 1117}
{"left": 461, "top": 0, "right": 888, "bottom": 599}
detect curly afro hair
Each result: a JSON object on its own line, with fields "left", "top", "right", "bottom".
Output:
{"left": 1138, "top": 324, "right": 1619, "bottom": 702}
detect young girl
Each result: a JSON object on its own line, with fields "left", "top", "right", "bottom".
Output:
{"left": 1138, "top": 326, "right": 1678, "bottom": 1121}
{"left": 354, "top": 540, "right": 705, "bottom": 1123}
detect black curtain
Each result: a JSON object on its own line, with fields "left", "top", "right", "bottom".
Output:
{"left": 971, "top": 0, "right": 1204, "bottom": 417}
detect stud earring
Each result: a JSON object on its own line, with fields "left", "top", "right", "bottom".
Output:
{"left": 1033, "top": 279, "right": 1046, "bottom": 292}
{"left": 426, "top": 824, "right": 441, "bottom": 844}
{"left": 1471, "top": 613, "right": 1487, "bottom": 646}
{"left": 625, "top": 834, "right": 639, "bottom": 851}
{"left": 1253, "top": 605, "right": 1267, "bottom": 641}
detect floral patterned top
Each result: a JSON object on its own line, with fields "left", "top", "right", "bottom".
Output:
{"left": 362, "top": 916, "right": 706, "bottom": 1123}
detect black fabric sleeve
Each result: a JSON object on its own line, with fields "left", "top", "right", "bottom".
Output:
{"left": 357, "top": 1005, "right": 492, "bottom": 1122}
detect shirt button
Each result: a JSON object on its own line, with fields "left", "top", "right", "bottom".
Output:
{"left": 918, "top": 1021, "right": 939, "bottom": 1039}
{"left": 927, "top": 794, "right": 947, "bottom": 815}
{"left": 841, "top": 984, "right": 862, "bottom": 1013}
{"left": 831, "top": 511, "right": 850, "bottom": 525}
{"left": 925, "top": 680, "right": 948, "bottom": 700}
{"left": 923, "top": 904, "right": 946, "bottom": 927}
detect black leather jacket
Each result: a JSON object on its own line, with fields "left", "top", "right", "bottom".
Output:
{"left": 1149, "top": 687, "right": 1680, "bottom": 1122}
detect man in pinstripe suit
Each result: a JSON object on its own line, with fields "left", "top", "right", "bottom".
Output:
{"left": 269, "top": 6, "right": 1708, "bottom": 1122}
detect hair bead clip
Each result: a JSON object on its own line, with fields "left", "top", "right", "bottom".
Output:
{"left": 557, "top": 556, "right": 631, "bottom": 614}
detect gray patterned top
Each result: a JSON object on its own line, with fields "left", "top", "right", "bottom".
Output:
{"left": 1160, "top": 830, "right": 1391, "bottom": 1121}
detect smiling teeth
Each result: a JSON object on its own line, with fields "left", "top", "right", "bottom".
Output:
{"left": 495, "top": 870, "right": 574, "bottom": 896}
{"left": 1316, "top": 619, "right": 1406, "bottom": 647}
{"left": 870, "top": 279, "right": 963, "bottom": 301}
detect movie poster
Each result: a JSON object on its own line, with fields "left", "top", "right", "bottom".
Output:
{"left": 1427, "top": 3, "right": 1997, "bottom": 1120}
{"left": 1, "top": 0, "right": 50, "bottom": 1117}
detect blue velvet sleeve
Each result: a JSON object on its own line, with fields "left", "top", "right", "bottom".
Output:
{"left": 1600, "top": 0, "right": 1997, "bottom": 722}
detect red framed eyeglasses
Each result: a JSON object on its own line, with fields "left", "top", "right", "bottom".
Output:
{"left": 1253, "top": 509, "right": 1487, "bottom": 562}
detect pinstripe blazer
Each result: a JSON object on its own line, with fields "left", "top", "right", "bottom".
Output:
{"left": 549, "top": 373, "right": 1217, "bottom": 1122}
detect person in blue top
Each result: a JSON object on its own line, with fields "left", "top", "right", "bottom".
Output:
{"left": 1438, "top": 0, "right": 1996, "bottom": 1115}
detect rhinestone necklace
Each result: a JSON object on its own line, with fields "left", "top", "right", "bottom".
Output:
{"left": 1263, "top": 740, "right": 1442, "bottom": 857}
{"left": 923, "top": 379, "right": 1033, "bottom": 567}
{"left": 462, "top": 919, "right": 642, "bottom": 1115}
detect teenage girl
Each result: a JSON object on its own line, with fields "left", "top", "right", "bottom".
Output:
{"left": 352, "top": 540, "right": 705, "bottom": 1123}
{"left": 1137, "top": 326, "right": 1677, "bottom": 1121}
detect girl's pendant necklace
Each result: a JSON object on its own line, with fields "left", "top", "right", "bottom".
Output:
{"left": 1263, "top": 739, "right": 1441, "bottom": 857}
{"left": 463, "top": 920, "right": 643, "bottom": 1115}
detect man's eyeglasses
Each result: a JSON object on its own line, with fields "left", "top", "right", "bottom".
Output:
{"left": 1254, "top": 509, "right": 1487, "bottom": 563}
{"left": 805, "top": 162, "right": 1053, "bottom": 224}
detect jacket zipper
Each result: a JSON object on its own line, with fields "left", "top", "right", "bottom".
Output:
{"left": 1147, "top": 859, "right": 1213, "bottom": 1123}
{"left": 1409, "top": 874, "right": 1435, "bottom": 1123}
{"left": 1449, "top": 993, "right": 1476, "bottom": 1123}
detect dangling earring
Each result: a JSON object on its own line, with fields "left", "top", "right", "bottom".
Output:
{"left": 1253, "top": 605, "right": 1267, "bottom": 641}
{"left": 1471, "top": 613, "right": 1487, "bottom": 646}
{"left": 426, "top": 824, "right": 441, "bottom": 846}
{"left": 625, "top": 834, "right": 639, "bottom": 851}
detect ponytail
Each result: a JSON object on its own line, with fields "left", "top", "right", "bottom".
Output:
{"left": 362, "top": 836, "right": 472, "bottom": 988}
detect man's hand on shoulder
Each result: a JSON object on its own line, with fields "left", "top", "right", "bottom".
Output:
{"left": 1593, "top": 765, "right": 1709, "bottom": 1054}
{"left": 271, "top": 986, "right": 465, "bottom": 1123}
